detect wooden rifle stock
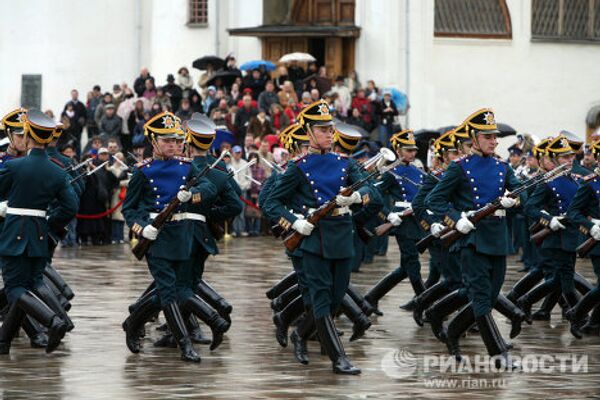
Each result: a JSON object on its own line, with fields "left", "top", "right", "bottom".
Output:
{"left": 374, "top": 209, "right": 414, "bottom": 237}
{"left": 283, "top": 187, "right": 352, "bottom": 252}
{"left": 131, "top": 176, "right": 199, "bottom": 260}
{"left": 356, "top": 223, "right": 374, "bottom": 243}
{"left": 577, "top": 237, "right": 598, "bottom": 258}
{"left": 530, "top": 227, "right": 552, "bottom": 246}
{"left": 416, "top": 225, "right": 452, "bottom": 254}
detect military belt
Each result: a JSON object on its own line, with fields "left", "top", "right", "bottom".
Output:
{"left": 307, "top": 206, "right": 351, "bottom": 217}
{"left": 149, "top": 212, "right": 206, "bottom": 222}
{"left": 394, "top": 201, "right": 412, "bottom": 208}
{"left": 6, "top": 207, "right": 47, "bottom": 218}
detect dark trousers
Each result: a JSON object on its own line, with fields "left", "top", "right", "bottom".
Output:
{"left": 302, "top": 252, "right": 352, "bottom": 318}
{"left": 1, "top": 256, "right": 46, "bottom": 303}
{"left": 147, "top": 255, "right": 183, "bottom": 307}
{"left": 460, "top": 247, "right": 506, "bottom": 317}
{"left": 291, "top": 255, "right": 311, "bottom": 307}
{"left": 177, "top": 244, "right": 210, "bottom": 301}
{"left": 391, "top": 234, "right": 421, "bottom": 284}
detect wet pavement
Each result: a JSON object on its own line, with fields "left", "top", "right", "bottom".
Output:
{"left": 1, "top": 237, "right": 599, "bottom": 399}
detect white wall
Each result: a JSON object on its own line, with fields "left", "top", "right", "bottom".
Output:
{"left": 406, "top": 0, "right": 600, "bottom": 138}
{"left": 0, "top": 0, "right": 138, "bottom": 115}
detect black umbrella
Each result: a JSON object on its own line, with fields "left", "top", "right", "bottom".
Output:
{"left": 192, "top": 55, "right": 225, "bottom": 70}
{"left": 205, "top": 70, "right": 242, "bottom": 88}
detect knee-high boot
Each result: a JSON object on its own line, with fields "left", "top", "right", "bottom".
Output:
{"left": 21, "top": 316, "right": 48, "bottom": 348}
{"left": 266, "top": 271, "right": 298, "bottom": 299}
{"left": 273, "top": 295, "right": 305, "bottom": 347}
{"left": 476, "top": 313, "right": 518, "bottom": 370}
{"left": 196, "top": 280, "right": 233, "bottom": 320}
{"left": 34, "top": 283, "right": 74, "bottom": 332}
{"left": 505, "top": 269, "right": 544, "bottom": 302}
{"left": 16, "top": 291, "right": 67, "bottom": 353}
{"left": 182, "top": 295, "right": 230, "bottom": 351}
{"left": 413, "top": 282, "right": 451, "bottom": 326}
{"left": 44, "top": 263, "right": 75, "bottom": 300}
{"left": 122, "top": 292, "right": 161, "bottom": 353}
{"left": 0, "top": 303, "right": 26, "bottom": 354}
{"left": 271, "top": 284, "right": 301, "bottom": 312}
{"left": 162, "top": 302, "right": 201, "bottom": 362}
{"left": 566, "top": 289, "right": 600, "bottom": 339}
{"left": 364, "top": 269, "right": 408, "bottom": 316}
{"left": 340, "top": 294, "right": 371, "bottom": 341}
{"left": 425, "top": 290, "right": 469, "bottom": 341}
{"left": 445, "top": 305, "right": 475, "bottom": 361}
{"left": 315, "top": 314, "right": 361, "bottom": 375}
{"left": 494, "top": 294, "right": 528, "bottom": 339}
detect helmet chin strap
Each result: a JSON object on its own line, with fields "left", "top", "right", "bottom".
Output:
{"left": 151, "top": 136, "right": 168, "bottom": 159}
{"left": 306, "top": 124, "right": 329, "bottom": 153}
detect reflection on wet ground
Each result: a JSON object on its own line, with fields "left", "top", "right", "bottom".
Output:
{"left": 0, "top": 237, "right": 599, "bottom": 399}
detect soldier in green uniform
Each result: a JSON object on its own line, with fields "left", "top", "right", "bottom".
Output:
{"left": 263, "top": 100, "right": 376, "bottom": 375}
{"left": 121, "top": 111, "right": 217, "bottom": 362}
{"left": 0, "top": 109, "right": 78, "bottom": 355}
{"left": 426, "top": 109, "right": 522, "bottom": 367}
{"left": 517, "top": 135, "right": 585, "bottom": 321}
{"left": 362, "top": 130, "right": 426, "bottom": 314}
{"left": 566, "top": 139, "right": 600, "bottom": 338}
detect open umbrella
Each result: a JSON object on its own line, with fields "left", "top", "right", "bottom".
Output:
{"left": 211, "top": 129, "right": 235, "bottom": 153}
{"left": 240, "top": 60, "right": 276, "bottom": 72}
{"left": 279, "top": 52, "right": 316, "bottom": 63}
{"left": 192, "top": 55, "right": 225, "bottom": 70}
{"left": 206, "top": 70, "right": 242, "bottom": 88}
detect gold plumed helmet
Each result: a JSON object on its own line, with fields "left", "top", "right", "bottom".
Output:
{"left": 590, "top": 139, "right": 600, "bottom": 158}
{"left": 297, "top": 99, "right": 334, "bottom": 129}
{"left": 462, "top": 108, "right": 500, "bottom": 138}
{"left": 390, "top": 129, "right": 418, "bottom": 151}
{"left": 545, "top": 135, "right": 575, "bottom": 158}
{"left": 1, "top": 108, "right": 28, "bottom": 136}
{"left": 532, "top": 137, "right": 552, "bottom": 160}
{"left": 334, "top": 121, "right": 363, "bottom": 153}
{"left": 144, "top": 111, "right": 181, "bottom": 140}
{"left": 185, "top": 114, "right": 216, "bottom": 151}
{"left": 280, "top": 123, "right": 308, "bottom": 154}
{"left": 23, "top": 109, "right": 56, "bottom": 144}
{"left": 433, "top": 129, "right": 458, "bottom": 158}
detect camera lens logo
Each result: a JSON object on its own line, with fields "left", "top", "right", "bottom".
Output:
{"left": 381, "top": 348, "right": 418, "bottom": 378}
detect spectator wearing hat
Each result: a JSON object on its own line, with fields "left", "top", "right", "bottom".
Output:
{"left": 164, "top": 74, "right": 183, "bottom": 112}
{"left": 203, "top": 86, "right": 218, "bottom": 114}
{"left": 375, "top": 91, "right": 398, "bottom": 145}
{"left": 99, "top": 104, "right": 123, "bottom": 139}
{"left": 230, "top": 145, "right": 250, "bottom": 237}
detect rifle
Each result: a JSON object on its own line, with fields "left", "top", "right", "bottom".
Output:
{"left": 529, "top": 216, "right": 566, "bottom": 246}
{"left": 577, "top": 234, "right": 598, "bottom": 258}
{"left": 132, "top": 152, "right": 229, "bottom": 259}
{"left": 440, "top": 164, "right": 571, "bottom": 248}
{"left": 65, "top": 157, "right": 93, "bottom": 173}
{"left": 282, "top": 157, "right": 404, "bottom": 252}
{"left": 374, "top": 208, "right": 414, "bottom": 237}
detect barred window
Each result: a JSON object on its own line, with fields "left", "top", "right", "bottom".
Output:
{"left": 532, "top": 0, "right": 600, "bottom": 42}
{"left": 189, "top": 0, "right": 208, "bottom": 25}
{"left": 434, "top": 0, "right": 512, "bottom": 39}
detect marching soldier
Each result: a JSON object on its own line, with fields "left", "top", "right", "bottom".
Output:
{"left": 121, "top": 111, "right": 217, "bottom": 362}
{"left": 517, "top": 135, "right": 585, "bottom": 320}
{"left": 263, "top": 100, "right": 376, "bottom": 375}
{"left": 0, "top": 109, "right": 78, "bottom": 355}
{"left": 426, "top": 109, "right": 522, "bottom": 368}
{"left": 362, "top": 130, "right": 426, "bottom": 314}
{"left": 566, "top": 139, "right": 600, "bottom": 338}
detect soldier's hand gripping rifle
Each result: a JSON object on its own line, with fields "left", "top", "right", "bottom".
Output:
{"left": 282, "top": 157, "right": 404, "bottom": 252}
{"left": 373, "top": 171, "right": 424, "bottom": 237}
{"left": 439, "top": 164, "right": 570, "bottom": 248}
{"left": 529, "top": 215, "right": 567, "bottom": 246}
{"left": 415, "top": 168, "right": 559, "bottom": 253}
{"left": 131, "top": 152, "right": 229, "bottom": 260}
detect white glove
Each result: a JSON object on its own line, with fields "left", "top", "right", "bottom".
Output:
{"left": 591, "top": 225, "right": 600, "bottom": 241}
{"left": 430, "top": 222, "right": 445, "bottom": 237}
{"left": 387, "top": 212, "right": 403, "bottom": 226}
{"left": 142, "top": 225, "right": 159, "bottom": 240}
{"left": 456, "top": 214, "right": 475, "bottom": 234}
{"left": 0, "top": 201, "right": 7, "bottom": 218}
{"left": 499, "top": 195, "right": 517, "bottom": 208}
{"left": 591, "top": 218, "right": 600, "bottom": 226}
{"left": 292, "top": 219, "right": 315, "bottom": 236}
{"left": 335, "top": 191, "right": 362, "bottom": 207}
{"left": 549, "top": 217, "right": 566, "bottom": 231}
{"left": 177, "top": 189, "right": 192, "bottom": 203}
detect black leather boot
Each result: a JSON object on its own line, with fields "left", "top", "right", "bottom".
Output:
{"left": 400, "top": 277, "right": 425, "bottom": 311}
{"left": 271, "top": 284, "right": 301, "bottom": 312}
{"left": 315, "top": 314, "right": 361, "bottom": 375}
{"left": 0, "top": 303, "right": 25, "bottom": 354}
{"left": 163, "top": 302, "right": 201, "bottom": 362}
{"left": 426, "top": 290, "right": 469, "bottom": 341}
{"left": 566, "top": 289, "right": 600, "bottom": 339}
{"left": 346, "top": 284, "right": 373, "bottom": 315}
{"left": 505, "top": 269, "right": 544, "bottom": 302}
{"left": 290, "top": 310, "right": 314, "bottom": 365}
{"left": 183, "top": 295, "right": 229, "bottom": 351}
{"left": 0, "top": 287, "right": 8, "bottom": 311}
{"left": 17, "top": 291, "right": 67, "bottom": 353}
{"left": 273, "top": 295, "right": 304, "bottom": 347}
{"left": 43, "top": 276, "right": 71, "bottom": 312}
{"left": 445, "top": 305, "right": 475, "bottom": 361}
{"left": 476, "top": 313, "right": 519, "bottom": 370}
{"left": 153, "top": 332, "right": 177, "bottom": 348}
{"left": 340, "top": 294, "right": 371, "bottom": 341}
{"left": 413, "top": 282, "right": 450, "bottom": 326}
{"left": 196, "top": 280, "right": 233, "bottom": 320}
{"left": 494, "top": 294, "right": 528, "bottom": 339}
{"left": 581, "top": 304, "right": 600, "bottom": 334}
{"left": 34, "top": 283, "right": 74, "bottom": 332}
{"left": 44, "top": 263, "right": 75, "bottom": 300}
{"left": 266, "top": 271, "right": 298, "bottom": 299}
{"left": 517, "top": 281, "right": 555, "bottom": 322}
{"left": 364, "top": 269, "right": 407, "bottom": 316}
{"left": 21, "top": 316, "right": 48, "bottom": 348}
{"left": 531, "top": 290, "right": 560, "bottom": 321}
{"left": 122, "top": 293, "right": 161, "bottom": 353}
{"left": 128, "top": 282, "right": 156, "bottom": 314}
{"left": 574, "top": 272, "right": 593, "bottom": 296}
{"left": 185, "top": 312, "right": 212, "bottom": 345}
